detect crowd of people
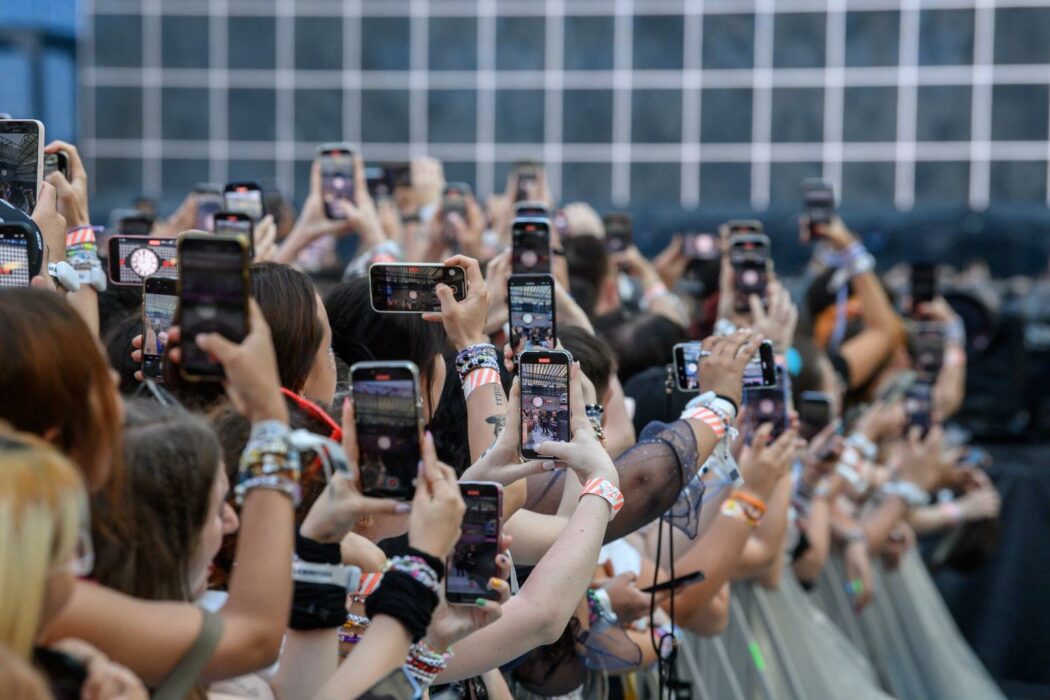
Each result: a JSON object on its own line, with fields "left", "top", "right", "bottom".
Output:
{"left": 0, "top": 128, "right": 1008, "bottom": 700}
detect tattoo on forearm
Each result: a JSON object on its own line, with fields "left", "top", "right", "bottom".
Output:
{"left": 492, "top": 384, "right": 505, "bottom": 405}
{"left": 486, "top": 414, "right": 506, "bottom": 438}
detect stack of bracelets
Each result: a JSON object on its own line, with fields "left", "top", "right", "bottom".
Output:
{"left": 234, "top": 421, "right": 301, "bottom": 507}
{"left": 405, "top": 640, "right": 455, "bottom": 686}
{"left": 456, "top": 343, "right": 502, "bottom": 399}
{"left": 584, "top": 404, "right": 605, "bottom": 440}
{"left": 721, "top": 489, "right": 766, "bottom": 528}
{"left": 363, "top": 549, "right": 444, "bottom": 641}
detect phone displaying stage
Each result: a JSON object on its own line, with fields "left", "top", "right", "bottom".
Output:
{"left": 318, "top": 143, "right": 356, "bottom": 220}
{"left": 519, "top": 350, "right": 571, "bottom": 459}
{"left": 904, "top": 380, "right": 934, "bottom": 438}
{"left": 214, "top": 212, "right": 255, "bottom": 257}
{"left": 741, "top": 340, "right": 777, "bottom": 388}
{"left": 799, "top": 391, "right": 833, "bottom": 440}
{"left": 223, "top": 182, "right": 264, "bottom": 221}
{"left": 194, "top": 183, "right": 225, "bottom": 232}
{"left": 0, "top": 223, "right": 36, "bottom": 287}
{"left": 0, "top": 120, "right": 43, "bottom": 215}
{"left": 513, "top": 161, "right": 539, "bottom": 202}
{"left": 512, "top": 218, "right": 551, "bottom": 274}
{"left": 602, "top": 213, "right": 632, "bottom": 254}
{"left": 350, "top": 361, "right": 423, "bottom": 501}
{"left": 683, "top": 232, "right": 720, "bottom": 260}
{"left": 508, "top": 273, "right": 556, "bottom": 350}
{"left": 802, "top": 179, "right": 835, "bottom": 233}
{"left": 743, "top": 368, "right": 789, "bottom": 441}
{"left": 141, "top": 277, "right": 178, "bottom": 380}
{"left": 673, "top": 342, "right": 704, "bottom": 392}
{"left": 446, "top": 481, "right": 503, "bottom": 605}
{"left": 178, "top": 234, "right": 250, "bottom": 380}
{"left": 108, "top": 236, "right": 178, "bottom": 286}
{"left": 44, "top": 150, "right": 70, "bottom": 181}
{"left": 911, "top": 322, "right": 946, "bottom": 377}
{"left": 369, "top": 263, "right": 467, "bottom": 313}
{"left": 729, "top": 233, "right": 770, "bottom": 313}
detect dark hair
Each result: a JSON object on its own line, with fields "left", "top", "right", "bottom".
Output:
{"left": 563, "top": 235, "right": 609, "bottom": 318}
{"left": 251, "top": 262, "right": 325, "bottom": 394}
{"left": 104, "top": 313, "right": 145, "bottom": 396}
{"left": 325, "top": 277, "right": 447, "bottom": 416}
{"left": 92, "top": 399, "right": 220, "bottom": 602}
{"left": 603, "top": 313, "right": 689, "bottom": 384}
{"left": 558, "top": 326, "right": 616, "bottom": 402}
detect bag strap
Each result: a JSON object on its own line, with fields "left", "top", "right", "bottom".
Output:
{"left": 152, "top": 609, "right": 225, "bottom": 700}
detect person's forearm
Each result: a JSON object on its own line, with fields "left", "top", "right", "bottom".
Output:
{"left": 440, "top": 496, "right": 612, "bottom": 681}
{"left": 504, "top": 509, "right": 569, "bottom": 565}
{"left": 860, "top": 496, "right": 908, "bottom": 552}
{"left": 314, "top": 616, "right": 412, "bottom": 700}
{"left": 934, "top": 343, "right": 966, "bottom": 419}
{"left": 273, "top": 228, "right": 313, "bottom": 265}
{"left": 731, "top": 476, "right": 791, "bottom": 580}
{"left": 665, "top": 514, "right": 753, "bottom": 616}
{"left": 68, "top": 286, "right": 99, "bottom": 338}
{"left": 272, "top": 629, "right": 338, "bottom": 700}
{"left": 603, "top": 377, "right": 636, "bottom": 459}
{"left": 853, "top": 271, "right": 899, "bottom": 336}
{"left": 794, "top": 497, "right": 832, "bottom": 582}
{"left": 466, "top": 381, "right": 507, "bottom": 463}
{"left": 908, "top": 502, "right": 960, "bottom": 535}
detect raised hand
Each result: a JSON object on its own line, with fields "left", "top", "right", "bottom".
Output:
{"left": 737, "top": 424, "right": 799, "bottom": 501}
{"left": 421, "top": 255, "right": 489, "bottom": 351}
{"left": 425, "top": 538, "right": 512, "bottom": 652}
{"left": 897, "top": 425, "right": 958, "bottom": 493}
{"left": 44, "top": 141, "right": 90, "bottom": 228}
{"left": 461, "top": 378, "right": 552, "bottom": 486}
{"left": 408, "top": 433, "right": 466, "bottom": 560}
{"left": 698, "top": 329, "right": 763, "bottom": 408}
{"left": 537, "top": 363, "right": 618, "bottom": 486}
{"left": 748, "top": 280, "right": 798, "bottom": 353}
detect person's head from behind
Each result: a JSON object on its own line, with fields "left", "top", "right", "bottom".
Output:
{"left": 104, "top": 313, "right": 145, "bottom": 396}
{"left": 326, "top": 276, "right": 448, "bottom": 421}
{"left": 604, "top": 313, "right": 689, "bottom": 384}
{"left": 0, "top": 289, "right": 122, "bottom": 492}
{"left": 558, "top": 325, "right": 615, "bottom": 405}
{"left": 0, "top": 427, "right": 87, "bottom": 658}
{"left": 92, "top": 399, "right": 237, "bottom": 602}
{"left": 563, "top": 235, "right": 617, "bottom": 318}
{"left": 251, "top": 262, "right": 336, "bottom": 407}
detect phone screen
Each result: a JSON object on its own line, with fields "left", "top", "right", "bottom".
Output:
{"left": 512, "top": 219, "right": 551, "bottom": 274}
{"left": 194, "top": 186, "right": 225, "bottom": 232}
{"left": 683, "top": 232, "right": 720, "bottom": 260}
{"left": 509, "top": 274, "right": 555, "bottom": 350}
{"left": 673, "top": 342, "right": 703, "bottom": 392}
{"left": 519, "top": 352, "right": 571, "bottom": 458}
{"left": 803, "top": 179, "right": 835, "bottom": 227}
{"left": 741, "top": 340, "right": 777, "bottom": 388}
{"left": 911, "top": 323, "right": 946, "bottom": 376}
{"left": 730, "top": 236, "right": 769, "bottom": 313}
{"left": 514, "top": 163, "right": 539, "bottom": 202}
{"left": 369, "top": 264, "right": 467, "bottom": 313}
{"left": 44, "top": 151, "right": 70, "bottom": 181}
{"left": 223, "top": 185, "right": 264, "bottom": 221}
{"left": 446, "top": 482, "right": 502, "bottom": 604}
{"left": 0, "top": 121, "right": 41, "bottom": 215}
{"left": 179, "top": 236, "right": 249, "bottom": 379}
{"left": 904, "top": 381, "right": 934, "bottom": 438}
{"left": 352, "top": 364, "right": 421, "bottom": 500}
{"left": 743, "top": 368, "right": 788, "bottom": 441}
{"left": 602, "top": 214, "right": 632, "bottom": 254}
{"left": 214, "top": 214, "right": 255, "bottom": 257}
{"left": 911, "top": 264, "right": 937, "bottom": 310}
{"left": 799, "top": 391, "right": 832, "bottom": 440}
{"left": 321, "top": 148, "right": 355, "bottom": 219}
{"left": 142, "top": 279, "right": 178, "bottom": 379}
{"left": 108, "top": 236, "right": 179, "bottom": 286}
{"left": 0, "top": 227, "right": 31, "bottom": 287}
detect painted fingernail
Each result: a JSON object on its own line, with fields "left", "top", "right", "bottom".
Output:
{"left": 418, "top": 460, "right": 425, "bottom": 476}
{"left": 395, "top": 503, "right": 412, "bottom": 514}
{"left": 488, "top": 577, "right": 503, "bottom": 590}
{"left": 475, "top": 598, "right": 488, "bottom": 607}
{"left": 343, "top": 396, "right": 351, "bottom": 411}
{"left": 497, "top": 554, "right": 508, "bottom": 564}
{"left": 542, "top": 460, "right": 556, "bottom": 471}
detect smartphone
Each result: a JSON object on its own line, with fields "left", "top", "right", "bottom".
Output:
{"left": 194, "top": 183, "right": 225, "bottom": 232}
{"left": 675, "top": 339, "right": 775, "bottom": 392}
{"left": 508, "top": 273, "right": 556, "bottom": 350}
{"left": 446, "top": 481, "right": 503, "bottom": 605}
{"left": 741, "top": 340, "right": 778, "bottom": 388}
{"left": 904, "top": 380, "right": 934, "bottom": 438}
{"left": 743, "top": 368, "right": 789, "bottom": 441}
{"left": 682, "top": 232, "right": 720, "bottom": 260}
{"left": 44, "top": 150, "right": 70, "bottom": 181}
{"left": 365, "top": 166, "right": 390, "bottom": 201}
{"left": 350, "top": 361, "right": 424, "bottom": 500}
{"left": 118, "top": 214, "right": 154, "bottom": 237}
{"left": 0, "top": 222, "right": 41, "bottom": 287}
{"left": 141, "top": 277, "right": 178, "bottom": 380}
{"left": 223, "top": 181, "right": 264, "bottom": 222}
{"left": 318, "top": 142, "right": 356, "bottom": 220}
{"left": 368, "top": 263, "right": 467, "bottom": 313}
{"left": 107, "top": 236, "right": 179, "bottom": 286}
{"left": 638, "top": 570, "right": 705, "bottom": 594}
{"left": 213, "top": 211, "right": 255, "bottom": 258}
{"left": 519, "top": 349, "right": 572, "bottom": 459}
{"left": 441, "top": 182, "right": 471, "bottom": 248}
{"left": 512, "top": 217, "right": 551, "bottom": 275}
{"left": 513, "top": 161, "right": 539, "bottom": 202}
{"left": 799, "top": 391, "right": 833, "bottom": 441}
{"left": 802, "top": 179, "right": 835, "bottom": 237}
{"left": 727, "top": 219, "right": 763, "bottom": 236}
{"left": 911, "top": 263, "right": 937, "bottom": 313}
{"left": 876, "top": 370, "right": 916, "bottom": 405}
{"left": 729, "top": 233, "right": 770, "bottom": 313}
{"left": 0, "top": 119, "right": 43, "bottom": 215}
{"left": 515, "top": 201, "right": 550, "bottom": 219}
{"left": 911, "top": 322, "right": 946, "bottom": 377}
{"left": 672, "top": 342, "right": 705, "bottom": 392}
{"left": 177, "top": 234, "right": 250, "bottom": 380}
{"left": 602, "top": 212, "right": 633, "bottom": 254}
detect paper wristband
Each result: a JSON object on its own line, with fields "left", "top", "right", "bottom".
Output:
{"left": 66, "top": 227, "right": 97, "bottom": 247}
{"left": 463, "top": 367, "right": 501, "bottom": 399}
{"left": 579, "top": 478, "right": 624, "bottom": 519}
{"left": 681, "top": 406, "right": 727, "bottom": 439}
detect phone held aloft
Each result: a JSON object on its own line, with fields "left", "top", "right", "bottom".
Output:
{"left": 508, "top": 273, "right": 556, "bottom": 351}
{"left": 519, "top": 349, "right": 572, "bottom": 460}
{"left": 141, "top": 276, "right": 177, "bottom": 381}
{"left": 177, "top": 233, "right": 251, "bottom": 381}
{"left": 673, "top": 339, "right": 776, "bottom": 393}
{"left": 801, "top": 178, "right": 835, "bottom": 237}
{"left": 729, "top": 232, "right": 770, "bottom": 314}
{"left": 318, "top": 142, "right": 356, "bottom": 220}
{"left": 368, "top": 263, "right": 467, "bottom": 313}
{"left": 0, "top": 222, "right": 43, "bottom": 288}
{"left": 512, "top": 217, "right": 551, "bottom": 275}
{"left": 350, "top": 361, "right": 424, "bottom": 501}
{"left": 743, "top": 365, "right": 790, "bottom": 441}
{"left": 446, "top": 481, "right": 503, "bottom": 605}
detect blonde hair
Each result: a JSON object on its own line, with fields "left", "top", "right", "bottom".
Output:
{"left": 0, "top": 425, "right": 85, "bottom": 658}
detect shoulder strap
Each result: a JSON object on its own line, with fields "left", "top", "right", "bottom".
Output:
{"left": 153, "top": 609, "right": 225, "bottom": 700}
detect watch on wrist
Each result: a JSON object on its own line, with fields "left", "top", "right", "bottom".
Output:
{"left": 48, "top": 261, "right": 81, "bottom": 292}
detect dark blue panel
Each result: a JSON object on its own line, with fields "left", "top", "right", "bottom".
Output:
{"left": 94, "top": 14, "right": 142, "bottom": 67}
{"left": 770, "top": 162, "right": 821, "bottom": 203}
{"left": 842, "top": 86, "right": 896, "bottom": 142}
{"left": 496, "top": 17, "right": 545, "bottom": 71}
{"left": 703, "top": 14, "right": 754, "bottom": 70}
{"left": 994, "top": 8, "right": 1050, "bottom": 65}
{"left": 564, "top": 16, "right": 614, "bottom": 71}
{"left": 699, "top": 162, "right": 750, "bottom": 204}
{"left": 362, "top": 90, "right": 410, "bottom": 143}
{"left": 361, "top": 17, "right": 410, "bottom": 71}
{"left": 841, "top": 161, "right": 895, "bottom": 205}
{"left": 770, "top": 88, "right": 823, "bottom": 143}
{"left": 0, "top": 49, "right": 31, "bottom": 118}
{"left": 701, "top": 88, "right": 752, "bottom": 144}
{"left": 430, "top": 17, "right": 477, "bottom": 71}
{"left": 991, "top": 84, "right": 1049, "bottom": 141}
{"left": 633, "top": 15, "right": 683, "bottom": 70}
{"left": 42, "top": 50, "right": 76, "bottom": 141}
{"left": 229, "top": 159, "right": 276, "bottom": 188}
{"left": 442, "top": 161, "right": 476, "bottom": 189}
{"left": 914, "top": 160, "right": 969, "bottom": 204}
{"left": 162, "top": 16, "right": 209, "bottom": 69}
{"left": 161, "top": 88, "right": 209, "bottom": 140}
{"left": 296, "top": 16, "right": 343, "bottom": 71}
{"left": 229, "top": 16, "right": 275, "bottom": 70}
{"left": 563, "top": 89, "right": 613, "bottom": 144}
{"left": 294, "top": 89, "right": 342, "bottom": 142}
{"left": 916, "top": 85, "right": 971, "bottom": 142}
{"left": 990, "top": 161, "right": 1046, "bottom": 203}
{"left": 919, "top": 9, "right": 973, "bottom": 66}
{"left": 428, "top": 89, "right": 477, "bottom": 143}
{"left": 496, "top": 89, "right": 544, "bottom": 144}
{"left": 773, "top": 12, "right": 826, "bottom": 68}
{"left": 95, "top": 86, "right": 143, "bottom": 139}
{"left": 845, "top": 10, "right": 899, "bottom": 67}
{"left": 160, "top": 158, "right": 210, "bottom": 208}
{"left": 632, "top": 89, "right": 682, "bottom": 144}
{"left": 93, "top": 157, "right": 143, "bottom": 215}
{"left": 632, "top": 162, "right": 680, "bottom": 205}
{"left": 228, "top": 89, "right": 276, "bottom": 141}
{"left": 562, "top": 162, "right": 612, "bottom": 207}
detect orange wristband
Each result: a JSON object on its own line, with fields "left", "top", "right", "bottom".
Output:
{"left": 730, "top": 489, "right": 767, "bottom": 515}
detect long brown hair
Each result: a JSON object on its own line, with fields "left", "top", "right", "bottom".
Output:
{"left": 0, "top": 289, "right": 122, "bottom": 493}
